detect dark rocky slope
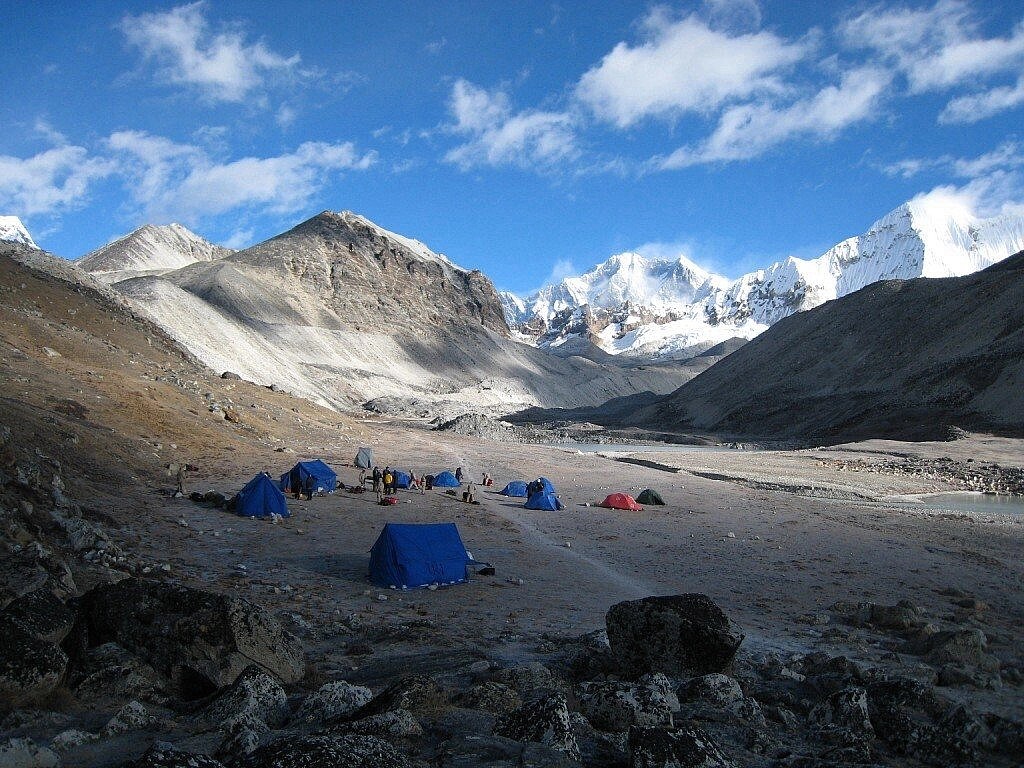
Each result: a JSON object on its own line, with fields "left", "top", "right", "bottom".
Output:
{"left": 634, "top": 251, "right": 1024, "bottom": 442}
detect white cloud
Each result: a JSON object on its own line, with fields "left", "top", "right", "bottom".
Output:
{"left": 843, "top": 2, "right": 1024, "bottom": 92}
{"left": 659, "top": 66, "right": 890, "bottom": 168}
{"left": 0, "top": 145, "right": 114, "bottom": 217}
{"left": 445, "top": 79, "right": 577, "bottom": 170}
{"left": 576, "top": 8, "right": 808, "bottom": 128}
{"left": 275, "top": 104, "right": 297, "bottom": 129}
{"left": 108, "top": 130, "right": 375, "bottom": 224}
{"left": 120, "top": 1, "right": 303, "bottom": 103}
{"left": 940, "top": 76, "right": 1024, "bottom": 124}
{"left": 703, "top": 0, "right": 762, "bottom": 31}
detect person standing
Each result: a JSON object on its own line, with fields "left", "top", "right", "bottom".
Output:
{"left": 372, "top": 466, "right": 381, "bottom": 494}
{"left": 455, "top": 466, "right": 464, "bottom": 484}
{"left": 175, "top": 463, "right": 187, "bottom": 497}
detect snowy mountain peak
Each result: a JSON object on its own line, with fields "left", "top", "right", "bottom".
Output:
{"left": 323, "top": 210, "right": 457, "bottom": 268}
{"left": 79, "top": 223, "right": 232, "bottom": 283}
{"left": 506, "top": 198, "right": 1024, "bottom": 359}
{"left": 0, "top": 216, "right": 36, "bottom": 248}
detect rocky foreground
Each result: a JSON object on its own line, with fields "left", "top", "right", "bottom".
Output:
{"left": 2, "top": 429, "right": 1022, "bottom": 768}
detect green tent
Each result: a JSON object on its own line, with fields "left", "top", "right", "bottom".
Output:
{"left": 636, "top": 488, "right": 665, "bottom": 505}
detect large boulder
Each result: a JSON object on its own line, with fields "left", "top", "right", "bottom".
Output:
{"left": 295, "top": 680, "right": 372, "bottom": 724}
{"left": 4, "top": 589, "right": 75, "bottom": 644}
{"left": 203, "top": 665, "right": 289, "bottom": 729}
{"left": 73, "top": 578, "right": 304, "bottom": 697}
{"left": 627, "top": 725, "right": 733, "bottom": 768}
{"left": 493, "top": 692, "right": 579, "bottom": 760}
{"left": 237, "top": 734, "right": 412, "bottom": 768}
{"left": 131, "top": 744, "right": 227, "bottom": 767}
{"left": 0, "top": 738, "right": 59, "bottom": 768}
{"left": 0, "top": 615, "right": 68, "bottom": 706}
{"left": 577, "top": 673, "right": 679, "bottom": 732}
{"left": 606, "top": 595, "right": 744, "bottom": 678}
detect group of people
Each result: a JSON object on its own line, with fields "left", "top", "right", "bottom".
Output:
{"left": 366, "top": 465, "right": 430, "bottom": 503}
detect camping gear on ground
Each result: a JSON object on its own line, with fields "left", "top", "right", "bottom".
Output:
{"left": 524, "top": 491, "right": 564, "bottom": 511}
{"left": 393, "top": 470, "right": 411, "bottom": 490}
{"left": 369, "top": 522, "right": 487, "bottom": 589}
{"left": 600, "top": 493, "right": 643, "bottom": 511}
{"left": 432, "top": 470, "right": 460, "bottom": 487}
{"left": 234, "top": 473, "right": 289, "bottom": 519}
{"left": 380, "top": 496, "right": 399, "bottom": 506}
{"left": 498, "top": 480, "right": 528, "bottom": 497}
{"left": 636, "top": 488, "right": 665, "bottom": 505}
{"left": 354, "top": 447, "right": 374, "bottom": 469}
{"left": 279, "top": 460, "right": 337, "bottom": 496}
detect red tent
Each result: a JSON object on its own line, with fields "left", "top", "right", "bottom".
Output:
{"left": 599, "top": 493, "right": 643, "bottom": 511}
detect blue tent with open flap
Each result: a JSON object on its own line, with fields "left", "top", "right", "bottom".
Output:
{"left": 369, "top": 522, "right": 486, "bottom": 589}
{"left": 280, "top": 460, "right": 337, "bottom": 495}
{"left": 393, "top": 470, "right": 411, "bottom": 490}
{"left": 498, "top": 480, "right": 528, "bottom": 497}
{"left": 432, "top": 470, "right": 460, "bottom": 487}
{"left": 524, "top": 491, "right": 564, "bottom": 511}
{"left": 235, "top": 473, "right": 289, "bottom": 519}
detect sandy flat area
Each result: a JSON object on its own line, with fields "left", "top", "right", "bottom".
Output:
{"left": 123, "top": 425, "right": 1022, "bottom": 717}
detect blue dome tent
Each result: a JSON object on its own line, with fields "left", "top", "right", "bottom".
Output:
{"left": 369, "top": 523, "right": 483, "bottom": 589}
{"left": 393, "top": 470, "right": 411, "bottom": 489}
{"left": 538, "top": 477, "right": 556, "bottom": 494}
{"left": 498, "top": 480, "right": 528, "bottom": 497}
{"left": 235, "top": 474, "right": 289, "bottom": 519}
{"left": 280, "top": 460, "right": 337, "bottom": 495}
{"left": 524, "top": 491, "right": 564, "bottom": 511}
{"left": 432, "top": 470, "right": 460, "bottom": 487}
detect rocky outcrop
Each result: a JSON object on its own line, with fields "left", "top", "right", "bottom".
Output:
{"left": 0, "top": 615, "right": 69, "bottom": 707}
{"left": 72, "top": 578, "right": 304, "bottom": 697}
{"left": 493, "top": 692, "right": 579, "bottom": 760}
{"left": 627, "top": 725, "right": 733, "bottom": 768}
{"left": 576, "top": 673, "right": 679, "bottom": 731}
{"left": 606, "top": 595, "right": 744, "bottom": 678}
{"left": 295, "top": 680, "right": 372, "bottom": 725}
{"left": 237, "top": 734, "right": 413, "bottom": 768}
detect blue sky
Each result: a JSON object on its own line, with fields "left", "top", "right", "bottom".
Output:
{"left": 1, "top": 0, "right": 1022, "bottom": 293}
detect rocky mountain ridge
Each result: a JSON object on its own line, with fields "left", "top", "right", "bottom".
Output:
{"left": 0, "top": 215, "right": 36, "bottom": 248}
{"left": 68, "top": 210, "right": 699, "bottom": 416}
{"left": 503, "top": 197, "right": 1024, "bottom": 359}
{"left": 78, "top": 222, "right": 234, "bottom": 284}
{"left": 633, "top": 249, "right": 1024, "bottom": 442}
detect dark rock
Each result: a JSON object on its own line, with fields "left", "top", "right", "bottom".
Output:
{"left": 577, "top": 673, "right": 679, "bottom": 731}
{"left": 0, "top": 738, "right": 60, "bottom": 768}
{"left": 238, "top": 734, "right": 412, "bottom": 768}
{"left": 458, "top": 681, "right": 522, "bottom": 715}
{"left": 343, "top": 675, "right": 444, "bottom": 721}
{"left": 808, "top": 686, "right": 873, "bottom": 737}
{"left": 492, "top": 662, "right": 567, "bottom": 697}
{"left": 72, "top": 642, "right": 167, "bottom": 705}
{"left": 866, "top": 677, "right": 977, "bottom": 765}
{"left": 627, "top": 724, "right": 734, "bottom": 768}
{"left": 131, "top": 744, "right": 227, "bottom": 767}
{"left": 221, "top": 371, "right": 242, "bottom": 380}
{"left": 203, "top": 491, "right": 227, "bottom": 508}
{"left": 344, "top": 708, "right": 423, "bottom": 738}
{"left": 494, "top": 692, "right": 580, "bottom": 760}
{"left": 4, "top": 589, "right": 75, "bottom": 644}
{"left": 202, "top": 665, "right": 289, "bottom": 729}
{"left": 437, "top": 734, "right": 579, "bottom": 768}
{"left": 0, "top": 615, "right": 68, "bottom": 706}
{"left": 606, "top": 595, "right": 744, "bottom": 678}
{"left": 295, "top": 680, "right": 372, "bottom": 724}
{"left": 72, "top": 578, "right": 304, "bottom": 697}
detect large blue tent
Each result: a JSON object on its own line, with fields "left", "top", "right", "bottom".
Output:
{"left": 538, "top": 477, "right": 556, "bottom": 494}
{"left": 432, "top": 470, "right": 460, "bottom": 487}
{"left": 498, "top": 480, "right": 528, "bottom": 497}
{"left": 393, "top": 470, "right": 411, "bottom": 490}
{"left": 280, "top": 460, "right": 337, "bottom": 495}
{"left": 369, "top": 523, "right": 477, "bottom": 589}
{"left": 235, "top": 473, "right": 289, "bottom": 519}
{"left": 524, "top": 491, "right": 564, "bottom": 511}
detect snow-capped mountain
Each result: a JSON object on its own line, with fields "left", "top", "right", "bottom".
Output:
{"left": 0, "top": 216, "right": 36, "bottom": 248}
{"left": 505, "top": 197, "right": 1024, "bottom": 358}
{"left": 78, "top": 223, "right": 233, "bottom": 284}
